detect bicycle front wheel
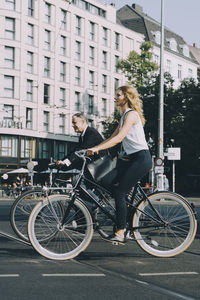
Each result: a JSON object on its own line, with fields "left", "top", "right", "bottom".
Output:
{"left": 10, "top": 188, "right": 46, "bottom": 241}
{"left": 132, "top": 192, "right": 197, "bottom": 257}
{"left": 28, "top": 194, "right": 94, "bottom": 260}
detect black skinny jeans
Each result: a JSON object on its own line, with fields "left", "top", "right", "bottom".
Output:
{"left": 114, "top": 150, "right": 152, "bottom": 230}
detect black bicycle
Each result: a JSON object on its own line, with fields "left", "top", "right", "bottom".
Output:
{"left": 27, "top": 150, "right": 197, "bottom": 260}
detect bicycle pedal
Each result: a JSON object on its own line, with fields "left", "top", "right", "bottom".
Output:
{"left": 112, "top": 241, "right": 119, "bottom": 245}
{"left": 112, "top": 241, "right": 126, "bottom": 246}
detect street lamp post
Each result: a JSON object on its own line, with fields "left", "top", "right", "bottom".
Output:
{"left": 158, "top": 0, "right": 164, "bottom": 159}
{"left": 156, "top": 0, "right": 165, "bottom": 190}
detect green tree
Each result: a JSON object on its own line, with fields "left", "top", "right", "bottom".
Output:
{"left": 173, "top": 78, "right": 200, "bottom": 178}
{"left": 117, "top": 41, "right": 158, "bottom": 95}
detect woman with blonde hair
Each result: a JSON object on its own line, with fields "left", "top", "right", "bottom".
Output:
{"left": 86, "top": 85, "right": 152, "bottom": 243}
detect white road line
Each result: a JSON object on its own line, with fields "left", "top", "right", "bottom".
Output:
{"left": 0, "top": 274, "right": 19, "bottom": 277}
{"left": 139, "top": 272, "right": 198, "bottom": 276}
{"left": 42, "top": 273, "right": 105, "bottom": 277}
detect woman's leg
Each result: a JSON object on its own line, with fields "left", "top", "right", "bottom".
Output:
{"left": 114, "top": 150, "right": 152, "bottom": 233}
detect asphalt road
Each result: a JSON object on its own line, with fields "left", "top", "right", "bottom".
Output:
{"left": 0, "top": 199, "right": 199, "bottom": 300}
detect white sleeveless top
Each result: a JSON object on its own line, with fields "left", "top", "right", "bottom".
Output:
{"left": 119, "top": 109, "right": 149, "bottom": 155}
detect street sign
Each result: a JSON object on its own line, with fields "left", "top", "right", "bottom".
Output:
{"left": 155, "top": 166, "right": 164, "bottom": 174}
{"left": 166, "top": 148, "right": 181, "bottom": 160}
{"left": 154, "top": 157, "right": 164, "bottom": 166}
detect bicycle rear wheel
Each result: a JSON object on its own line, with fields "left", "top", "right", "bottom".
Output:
{"left": 10, "top": 189, "right": 46, "bottom": 242}
{"left": 132, "top": 192, "right": 197, "bottom": 257}
{"left": 28, "top": 194, "right": 93, "bottom": 260}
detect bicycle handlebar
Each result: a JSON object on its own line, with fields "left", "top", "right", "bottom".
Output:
{"left": 75, "top": 150, "right": 87, "bottom": 158}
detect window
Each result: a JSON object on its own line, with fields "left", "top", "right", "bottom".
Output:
{"left": 21, "top": 137, "right": 31, "bottom": 158}
{"left": 44, "top": 29, "right": 51, "bottom": 51}
{"left": 181, "top": 45, "right": 189, "bottom": 57}
{"left": 102, "top": 51, "right": 107, "bottom": 69}
{"left": 88, "top": 119, "right": 93, "bottom": 127}
{"left": 153, "top": 54, "right": 159, "bottom": 65}
{"left": 5, "top": 0, "right": 15, "bottom": 10}
{"left": 5, "top": 17, "right": 15, "bottom": 40}
{"left": 88, "top": 95, "right": 94, "bottom": 114}
{"left": 27, "top": 79, "right": 33, "bottom": 101}
{"left": 28, "top": 0, "right": 34, "bottom": 17}
{"left": 89, "top": 21, "right": 95, "bottom": 41}
{"left": 89, "top": 46, "right": 94, "bottom": 65}
{"left": 44, "top": 83, "right": 50, "bottom": 104}
{"left": 115, "top": 55, "right": 119, "bottom": 73}
{"left": 27, "top": 23, "right": 34, "bottom": 45}
{"left": 4, "top": 46, "right": 15, "bottom": 68}
{"left": 3, "top": 105, "right": 14, "bottom": 121}
{"left": 75, "top": 41, "right": 81, "bottom": 60}
{"left": 115, "top": 32, "right": 120, "bottom": 50}
{"left": 75, "top": 91, "right": 81, "bottom": 111}
{"left": 75, "top": 16, "right": 81, "bottom": 36}
{"left": 75, "top": 66, "right": 81, "bottom": 86}
{"left": 101, "top": 98, "right": 107, "bottom": 117}
{"left": 89, "top": 70, "right": 94, "bottom": 89}
{"left": 178, "top": 64, "right": 182, "bottom": 80}
{"left": 114, "top": 78, "right": 119, "bottom": 91}
{"left": 43, "top": 111, "right": 49, "bottom": 131}
{"left": 152, "top": 31, "right": 161, "bottom": 45}
{"left": 55, "top": 142, "right": 67, "bottom": 160}
{"left": 61, "top": 9, "right": 67, "bottom": 30}
{"left": 102, "top": 27, "right": 108, "bottom": 46}
{"left": 72, "top": 0, "right": 106, "bottom": 18}
{"left": 45, "top": 2, "right": 51, "bottom": 24}
{"left": 0, "top": 136, "right": 18, "bottom": 157}
{"left": 44, "top": 56, "right": 50, "bottom": 77}
{"left": 39, "top": 140, "right": 50, "bottom": 159}
{"left": 27, "top": 51, "right": 34, "bottom": 73}
{"left": 26, "top": 108, "right": 32, "bottom": 129}
{"left": 59, "top": 88, "right": 66, "bottom": 107}
{"left": 60, "top": 35, "right": 66, "bottom": 55}
{"left": 165, "top": 59, "right": 171, "bottom": 73}
{"left": 60, "top": 61, "right": 66, "bottom": 82}
{"left": 102, "top": 74, "right": 107, "bottom": 93}
{"left": 59, "top": 114, "right": 65, "bottom": 134}
{"left": 4, "top": 75, "right": 14, "bottom": 98}
{"left": 167, "top": 38, "right": 177, "bottom": 52}
{"left": 188, "top": 68, "right": 193, "bottom": 78}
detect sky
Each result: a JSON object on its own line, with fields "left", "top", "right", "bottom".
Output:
{"left": 97, "top": 0, "right": 200, "bottom": 48}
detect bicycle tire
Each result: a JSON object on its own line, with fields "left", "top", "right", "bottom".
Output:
{"left": 132, "top": 192, "right": 197, "bottom": 257}
{"left": 10, "top": 188, "right": 46, "bottom": 242}
{"left": 28, "top": 194, "right": 94, "bottom": 260}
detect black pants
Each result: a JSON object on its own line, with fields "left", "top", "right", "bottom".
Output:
{"left": 114, "top": 150, "right": 152, "bottom": 230}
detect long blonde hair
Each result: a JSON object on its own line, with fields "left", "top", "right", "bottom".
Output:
{"left": 117, "top": 85, "right": 146, "bottom": 126}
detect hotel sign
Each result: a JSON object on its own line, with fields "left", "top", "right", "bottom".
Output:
{"left": 0, "top": 120, "right": 22, "bottom": 129}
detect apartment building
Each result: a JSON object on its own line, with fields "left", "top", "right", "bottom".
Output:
{"left": 0, "top": 0, "right": 144, "bottom": 172}
{"left": 117, "top": 4, "right": 198, "bottom": 88}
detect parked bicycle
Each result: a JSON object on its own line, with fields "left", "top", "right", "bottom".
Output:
{"left": 27, "top": 150, "right": 197, "bottom": 260}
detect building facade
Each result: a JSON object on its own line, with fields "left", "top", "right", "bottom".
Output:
{"left": 0, "top": 0, "right": 143, "bottom": 172}
{"left": 117, "top": 4, "right": 198, "bottom": 88}
{"left": 0, "top": 0, "right": 199, "bottom": 174}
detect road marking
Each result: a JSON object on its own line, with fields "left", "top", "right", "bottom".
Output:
{"left": 42, "top": 273, "right": 105, "bottom": 277}
{"left": 0, "top": 274, "right": 19, "bottom": 277}
{"left": 139, "top": 272, "right": 198, "bottom": 276}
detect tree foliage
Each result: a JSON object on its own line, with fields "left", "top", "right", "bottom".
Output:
{"left": 117, "top": 41, "right": 158, "bottom": 94}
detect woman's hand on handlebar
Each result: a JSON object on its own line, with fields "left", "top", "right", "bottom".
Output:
{"left": 86, "top": 147, "right": 99, "bottom": 156}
